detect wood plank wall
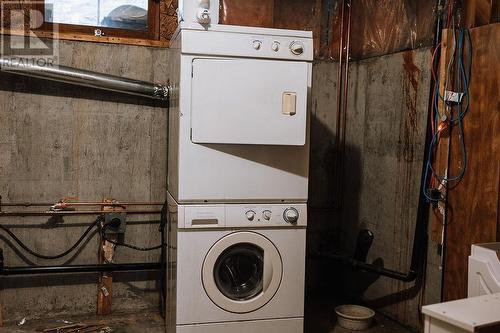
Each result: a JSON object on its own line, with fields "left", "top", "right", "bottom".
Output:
{"left": 219, "top": 0, "right": 435, "bottom": 60}
{"left": 442, "top": 23, "right": 500, "bottom": 301}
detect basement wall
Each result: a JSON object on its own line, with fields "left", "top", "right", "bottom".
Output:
{"left": 307, "top": 48, "right": 442, "bottom": 330}
{"left": 0, "top": 40, "right": 169, "bottom": 321}
{"left": 0, "top": 37, "right": 441, "bottom": 331}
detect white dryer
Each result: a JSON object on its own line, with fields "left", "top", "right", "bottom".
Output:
{"left": 168, "top": 23, "right": 313, "bottom": 203}
{"left": 166, "top": 194, "right": 307, "bottom": 333}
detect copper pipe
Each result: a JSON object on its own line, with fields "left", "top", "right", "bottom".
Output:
{"left": 0, "top": 210, "right": 161, "bottom": 217}
{"left": 0, "top": 202, "right": 164, "bottom": 207}
{"left": 337, "top": 0, "right": 352, "bottom": 213}
{"left": 334, "top": 0, "right": 346, "bottom": 210}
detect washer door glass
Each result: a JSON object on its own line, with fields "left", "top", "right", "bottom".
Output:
{"left": 202, "top": 231, "right": 283, "bottom": 314}
{"left": 214, "top": 243, "right": 264, "bottom": 301}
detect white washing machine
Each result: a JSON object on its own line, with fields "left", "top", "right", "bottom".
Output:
{"left": 166, "top": 194, "right": 307, "bottom": 333}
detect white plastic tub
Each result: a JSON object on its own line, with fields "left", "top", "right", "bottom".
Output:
{"left": 335, "top": 304, "right": 375, "bottom": 331}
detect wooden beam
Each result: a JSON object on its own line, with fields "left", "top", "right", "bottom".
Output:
{"left": 443, "top": 23, "right": 500, "bottom": 301}
{"left": 97, "top": 199, "right": 121, "bottom": 315}
{"left": 464, "top": 0, "right": 495, "bottom": 28}
{"left": 1, "top": 29, "right": 170, "bottom": 48}
{"left": 430, "top": 28, "right": 454, "bottom": 244}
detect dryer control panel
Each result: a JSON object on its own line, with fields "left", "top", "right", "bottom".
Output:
{"left": 178, "top": 203, "right": 307, "bottom": 229}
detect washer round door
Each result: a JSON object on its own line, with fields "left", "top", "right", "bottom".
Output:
{"left": 202, "top": 231, "right": 283, "bottom": 313}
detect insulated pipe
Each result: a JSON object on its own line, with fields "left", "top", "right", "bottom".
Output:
{"left": 0, "top": 210, "right": 161, "bottom": 217}
{"left": 0, "top": 263, "right": 161, "bottom": 276}
{"left": 0, "top": 58, "right": 170, "bottom": 101}
{"left": 0, "top": 202, "right": 164, "bottom": 208}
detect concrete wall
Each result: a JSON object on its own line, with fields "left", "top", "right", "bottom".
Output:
{"left": 0, "top": 40, "right": 169, "bottom": 321}
{"left": 0, "top": 37, "right": 440, "bottom": 330}
{"left": 307, "top": 48, "right": 441, "bottom": 330}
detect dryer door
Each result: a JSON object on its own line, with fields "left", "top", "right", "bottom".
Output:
{"left": 190, "top": 58, "right": 309, "bottom": 146}
{"left": 202, "top": 231, "right": 283, "bottom": 313}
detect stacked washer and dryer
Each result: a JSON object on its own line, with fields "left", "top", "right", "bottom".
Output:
{"left": 166, "top": 1, "right": 313, "bottom": 332}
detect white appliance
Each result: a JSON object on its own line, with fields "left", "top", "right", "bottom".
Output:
{"left": 422, "top": 293, "right": 500, "bottom": 333}
{"left": 166, "top": 2, "right": 312, "bottom": 332}
{"left": 468, "top": 243, "right": 500, "bottom": 297}
{"left": 166, "top": 194, "right": 307, "bottom": 333}
{"left": 167, "top": 23, "right": 313, "bottom": 203}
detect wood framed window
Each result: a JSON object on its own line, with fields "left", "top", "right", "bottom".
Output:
{"left": 33, "top": 0, "right": 161, "bottom": 40}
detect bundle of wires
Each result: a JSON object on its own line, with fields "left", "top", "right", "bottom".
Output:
{"left": 0, "top": 216, "right": 103, "bottom": 260}
{"left": 0, "top": 214, "right": 167, "bottom": 261}
{"left": 423, "top": 18, "right": 473, "bottom": 203}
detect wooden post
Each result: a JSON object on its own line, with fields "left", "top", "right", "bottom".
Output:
{"left": 430, "top": 28, "right": 455, "bottom": 244}
{"left": 97, "top": 199, "right": 120, "bottom": 315}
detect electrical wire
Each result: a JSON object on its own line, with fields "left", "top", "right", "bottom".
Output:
{"left": 100, "top": 222, "right": 166, "bottom": 252}
{"left": 0, "top": 217, "right": 102, "bottom": 260}
{"left": 422, "top": 25, "right": 472, "bottom": 203}
{"left": 101, "top": 235, "right": 165, "bottom": 251}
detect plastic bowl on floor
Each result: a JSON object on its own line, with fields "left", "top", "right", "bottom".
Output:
{"left": 335, "top": 304, "right": 375, "bottom": 331}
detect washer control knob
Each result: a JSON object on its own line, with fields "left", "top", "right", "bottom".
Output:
{"left": 283, "top": 207, "right": 299, "bottom": 224}
{"left": 272, "top": 41, "right": 280, "bottom": 52}
{"left": 262, "top": 210, "right": 272, "bottom": 221}
{"left": 290, "top": 41, "right": 304, "bottom": 55}
{"left": 245, "top": 210, "right": 256, "bottom": 221}
{"left": 253, "top": 40, "right": 262, "bottom": 50}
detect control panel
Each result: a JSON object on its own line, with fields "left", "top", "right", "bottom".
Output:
{"left": 179, "top": 203, "right": 307, "bottom": 228}
{"left": 181, "top": 28, "right": 314, "bottom": 61}
{"left": 252, "top": 39, "right": 305, "bottom": 56}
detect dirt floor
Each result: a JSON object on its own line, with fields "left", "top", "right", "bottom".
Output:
{"left": 0, "top": 311, "right": 414, "bottom": 333}
{"left": 0, "top": 313, "right": 165, "bottom": 333}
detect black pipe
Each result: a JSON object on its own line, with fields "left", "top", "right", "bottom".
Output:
{"left": 0, "top": 263, "right": 161, "bottom": 276}
{"left": 313, "top": 253, "right": 418, "bottom": 282}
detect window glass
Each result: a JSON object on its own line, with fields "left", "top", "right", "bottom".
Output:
{"left": 45, "top": 0, "right": 149, "bottom": 31}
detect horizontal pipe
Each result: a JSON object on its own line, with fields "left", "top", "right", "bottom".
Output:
{"left": 0, "top": 263, "right": 161, "bottom": 276}
{"left": 0, "top": 58, "right": 170, "bottom": 101}
{"left": 0, "top": 210, "right": 161, "bottom": 217}
{"left": 0, "top": 202, "right": 164, "bottom": 207}
{"left": 312, "top": 253, "right": 418, "bottom": 282}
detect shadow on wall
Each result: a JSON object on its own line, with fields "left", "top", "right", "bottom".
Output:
{"left": 304, "top": 111, "right": 425, "bottom": 332}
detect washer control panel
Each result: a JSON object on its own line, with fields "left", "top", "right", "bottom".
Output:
{"left": 180, "top": 203, "right": 307, "bottom": 228}
{"left": 234, "top": 205, "right": 305, "bottom": 227}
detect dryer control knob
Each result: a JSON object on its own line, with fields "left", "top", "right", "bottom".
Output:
{"left": 262, "top": 210, "right": 272, "bottom": 221}
{"left": 290, "top": 41, "right": 305, "bottom": 55}
{"left": 253, "top": 40, "right": 262, "bottom": 50}
{"left": 272, "top": 41, "right": 280, "bottom": 52}
{"left": 245, "top": 210, "right": 256, "bottom": 221}
{"left": 283, "top": 207, "right": 299, "bottom": 224}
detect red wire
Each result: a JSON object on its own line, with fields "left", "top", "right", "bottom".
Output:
{"left": 430, "top": 42, "right": 442, "bottom": 136}
{"left": 431, "top": 43, "right": 441, "bottom": 81}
